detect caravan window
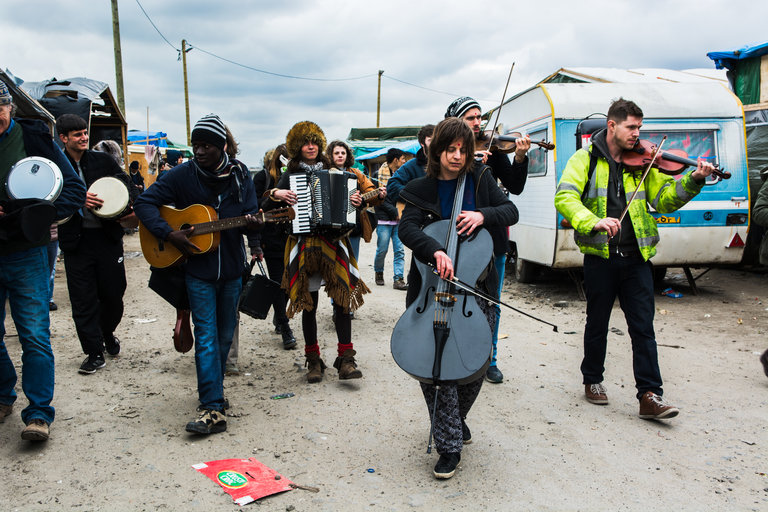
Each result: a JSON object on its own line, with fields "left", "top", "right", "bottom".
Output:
{"left": 523, "top": 128, "right": 548, "bottom": 177}
{"left": 640, "top": 129, "right": 719, "bottom": 184}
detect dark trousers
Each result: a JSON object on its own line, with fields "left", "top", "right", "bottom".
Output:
{"left": 264, "top": 253, "right": 289, "bottom": 327}
{"left": 582, "top": 253, "right": 663, "bottom": 399}
{"left": 63, "top": 229, "right": 126, "bottom": 356}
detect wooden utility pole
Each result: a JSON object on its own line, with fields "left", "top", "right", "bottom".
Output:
{"left": 182, "top": 39, "right": 191, "bottom": 145}
{"left": 376, "top": 70, "right": 384, "bottom": 128}
{"left": 110, "top": 0, "right": 126, "bottom": 115}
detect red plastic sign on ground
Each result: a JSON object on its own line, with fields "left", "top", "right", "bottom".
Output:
{"left": 192, "top": 458, "right": 294, "bottom": 506}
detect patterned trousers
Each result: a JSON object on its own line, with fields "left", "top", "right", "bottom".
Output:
{"left": 420, "top": 376, "right": 483, "bottom": 454}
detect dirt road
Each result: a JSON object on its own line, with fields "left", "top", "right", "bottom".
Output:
{"left": 2, "top": 234, "right": 767, "bottom": 511}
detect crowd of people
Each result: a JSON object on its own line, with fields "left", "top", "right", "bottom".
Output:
{"left": 5, "top": 74, "right": 760, "bottom": 481}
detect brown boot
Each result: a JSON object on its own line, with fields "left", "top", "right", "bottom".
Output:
{"left": 334, "top": 349, "right": 362, "bottom": 379}
{"left": 305, "top": 352, "right": 327, "bottom": 383}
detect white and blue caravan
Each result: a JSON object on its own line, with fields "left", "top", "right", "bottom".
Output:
{"left": 495, "top": 82, "right": 749, "bottom": 281}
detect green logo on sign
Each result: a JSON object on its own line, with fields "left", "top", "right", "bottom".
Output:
{"left": 217, "top": 470, "right": 248, "bottom": 489}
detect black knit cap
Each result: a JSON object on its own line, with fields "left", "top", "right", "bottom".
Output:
{"left": 445, "top": 96, "right": 481, "bottom": 119}
{"left": 191, "top": 114, "right": 227, "bottom": 150}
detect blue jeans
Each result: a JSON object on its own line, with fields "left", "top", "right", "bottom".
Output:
{"left": 185, "top": 275, "right": 242, "bottom": 411}
{"left": 582, "top": 253, "right": 662, "bottom": 399}
{"left": 0, "top": 246, "right": 55, "bottom": 424}
{"left": 374, "top": 224, "right": 405, "bottom": 280}
{"left": 47, "top": 240, "right": 58, "bottom": 303}
{"left": 490, "top": 254, "right": 506, "bottom": 367}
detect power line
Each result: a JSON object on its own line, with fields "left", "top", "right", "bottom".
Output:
{"left": 187, "top": 44, "right": 377, "bottom": 82}
{"left": 134, "top": 0, "right": 178, "bottom": 52}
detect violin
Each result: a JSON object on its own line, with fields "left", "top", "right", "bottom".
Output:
{"left": 621, "top": 139, "right": 730, "bottom": 180}
{"left": 476, "top": 129, "right": 555, "bottom": 153}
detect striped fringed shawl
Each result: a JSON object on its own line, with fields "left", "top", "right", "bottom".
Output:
{"left": 282, "top": 234, "right": 370, "bottom": 317}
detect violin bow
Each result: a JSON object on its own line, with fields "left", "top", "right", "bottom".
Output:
{"left": 616, "top": 135, "right": 667, "bottom": 226}
{"left": 430, "top": 267, "right": 559, "bottom": 332}
{"left": 483, "top": 63, "right": 515, "bottom": 153}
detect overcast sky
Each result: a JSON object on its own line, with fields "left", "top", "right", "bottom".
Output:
{"left": 2, "top": 0, "right": 766, "bottom": 165}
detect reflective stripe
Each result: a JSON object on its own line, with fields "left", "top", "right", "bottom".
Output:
{"left": 575, "top": 232, "right": 609, "bottom": 246}
{"left": 557, "top": 182, "right": 580, "bottom": 193}
{"left": 675, "top": 180, "right": 695, "bottom": 201}
{"left": 637, "top": 235, "right": 659, "bottom": 248}
{"left": 651, "top": 183, "right": 669, "bottom": 209}
{"left": 629, "top": 189, "right": 646, "bottom": 202}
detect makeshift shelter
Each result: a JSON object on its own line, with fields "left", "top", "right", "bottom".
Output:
{"left": 21, "top": 76, "right": 127, "bottom": 168}
{"left": 0, "top": 68, "right": 55, "bottom": 132}
{"left": 126, "top": 130, "right": 192, "bottom": 188}
{"left": 347, "top": 126, "right": 421, "bottom": 175}
{"left": 708, "top": 41, "right": 768, "bottom": 264}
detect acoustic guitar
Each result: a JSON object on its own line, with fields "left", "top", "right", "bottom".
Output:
{"left": 139, "top": 204, "right": 294, "bottom": 268}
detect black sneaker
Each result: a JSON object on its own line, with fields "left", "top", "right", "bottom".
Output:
{"left": 185, "top": 409, "right": 227, "bottom": 434}
{"left": 48, "top": 302, "right": 58, "bottom": 311}
{"left": 281, "top": 325, "right": 297, "bottom": 350}
{"left": 485, "top": 365, "right": 503, "bottom": 383}
{"left": 78, "top": 353, "right": 106, "bottom": 374}
{"left": 104, "top": 335, "right": 121, "bottom": 356}
{"left": 461, "top": 419, "right": 472, "bottom": 444}
{"left": 433, "top": 452, "right": 461, "bottom": 479}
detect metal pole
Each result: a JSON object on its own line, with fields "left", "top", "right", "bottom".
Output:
{"left": 110, "top": 0, "right": 126, "bottom": 115}
{"left": 376, "top": 70, "right": 384, "bottom": 128}
{"left": 182, "top": 39, "right": 191, "bottom": 146}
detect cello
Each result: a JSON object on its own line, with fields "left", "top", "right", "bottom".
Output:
{"left": 390, "top": 173, "right": 493, "bottom": 451}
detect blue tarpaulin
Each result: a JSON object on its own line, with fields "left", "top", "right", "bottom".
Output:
{"left": 128, "top": 130, "right": 168, "bottom": 147}
{"left": 355, "top": 139, "right": 420, "bottom": 161}
{"left": 707, "top": 41, "right": 768, "bottom": 70}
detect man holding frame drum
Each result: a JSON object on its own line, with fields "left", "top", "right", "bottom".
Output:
{"left": 56, "top": 114, "right": 138, "bottom": 376}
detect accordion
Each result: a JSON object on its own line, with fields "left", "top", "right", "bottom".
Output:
{"left": 288, "top": 168, "right": 358, "bottom": 234}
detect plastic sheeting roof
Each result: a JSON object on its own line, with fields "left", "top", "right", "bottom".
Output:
{"left": 707, "top": 41, "right": 768, "bottom": 70}
{"left": 356, "top": 139, "right": 420, "bottom": 161}
{"left": 541, "top": 67, "right": 727, "bottom": 84}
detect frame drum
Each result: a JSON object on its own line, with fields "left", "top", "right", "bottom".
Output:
{"left": 6, "top": 156, "right": 63, "bottom": 201}
{"left": 88, "top": 176, "right": 130, "bottom": 219}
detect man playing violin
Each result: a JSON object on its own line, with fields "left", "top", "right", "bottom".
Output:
{"left": 445, "top": 96, "right": 531, "bottom": 384}
{"left": 555, "top": 98, "right": 715, "bottom": 420}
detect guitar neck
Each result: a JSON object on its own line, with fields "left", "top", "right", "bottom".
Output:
{"left": 192, "top": 215, "right": 250, "bottom": 236}
{"left": 361, "top": 189, "right": 380, "bottom": 202}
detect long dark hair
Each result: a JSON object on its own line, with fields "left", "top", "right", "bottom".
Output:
{"left": 426, "top": 117, "right": 475, "bottom": 178}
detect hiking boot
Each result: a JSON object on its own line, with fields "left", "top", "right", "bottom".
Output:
{"left": 375, "top": 272, "right": 384, "bottom": 286}
{"left": 392, "top": 278, "right": 408, "bottom": 291}
{"left": 0, "top": 403, "right": 12, "bottom": 422}
{"left": 280, "top": 324, "right": 297, "bottom": 350}
{"left": 78, "top": 353, "right": 106, "bottom": 375}
{"left": 48, "top": 301, "right": 58, "bottom": 311}
{"left": 433, "top": 452, "right": 460, "bottom": 479}
{"left": 461, "top": 419, "right": 472, "bottom": 444}
{"left": 486, "top": 365, "right": 504, "bottom": 383}
{"left": 225, "top": 363, "right": 240, "bottom": 376}
{"left": 333, "top": 349, "right": 362, "bottom": 380}
{"left": 761, "top": 348, "right": 768, "bottom": 378}
{"left": 104, "top": 335, "right": 121, "bottom": 356}
{"left": 638, "top": 391, "right": 679, "bottom": 420}
{"left": 305, "top": 352, "right": 327, "bottom": 383}
{"left": 21, "top": 419, "right": 49, "bottom": 441}
{"left": 185, "top": 409, "right": 227, "bottom": 434}
{"left": 585, "top": 383, "right": 608, "bottom": 405}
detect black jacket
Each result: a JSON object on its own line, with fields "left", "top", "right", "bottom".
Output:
{"left": 58, "top": 149, "right": 136, "bottom": 251}
{"left": 398, "top": 165, "right": 518, "bottom": 308}
{"left": 253, "top": 169, "right": 289, "bottom": 259}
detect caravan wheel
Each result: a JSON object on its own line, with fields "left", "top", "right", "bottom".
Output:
{"left": 514, "top": 257, "right": 537, "bottom": 283}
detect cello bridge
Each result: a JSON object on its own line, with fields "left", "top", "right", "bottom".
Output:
{"left": 434, "top": 292, "right": 457, "bottom": 307}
